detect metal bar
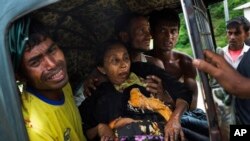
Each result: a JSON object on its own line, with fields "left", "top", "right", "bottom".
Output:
{"left": 181, "top": 0, "right": 222, "bottom": 140}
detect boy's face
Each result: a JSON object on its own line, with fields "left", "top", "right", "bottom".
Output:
{"left": 129, "top": 17, "right": 152, "bottom": 52}
{"left": 99, "top": 44, "right": 131, "bottom": 85}
{"left": 152, "top": 20, "right": 179, "bottom": 51}
{"left": 20, "top": 37, "right": 68, "bottom": 90}
{"left": 227, "top": 25, "right": 249, "bottom": 49}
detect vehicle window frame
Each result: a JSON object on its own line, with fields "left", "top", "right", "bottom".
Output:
{"left": 0, "top": 0, "right": 59, "bottom": 140}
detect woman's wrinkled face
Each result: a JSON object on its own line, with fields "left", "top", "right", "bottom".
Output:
{"left": 21, "top": 37, "right": 68, "bottom": 90}
{"left": 98, "top": 44, "right": 131, "bottom": 85}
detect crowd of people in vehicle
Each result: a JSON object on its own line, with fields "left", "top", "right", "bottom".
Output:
{"left": 8, "top": 6, "right": 250, "bottom": 141}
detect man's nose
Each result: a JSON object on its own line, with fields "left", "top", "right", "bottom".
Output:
{"left": 164, "top": 32, "right": 173, "bottom": 39}
{"left": 229, "top": 33, "right": 236, "bottom": 40}
{"left": 44, "top": 56, "right": 56, "bottom": 70}
{"left": 145, "top": 30, "right": 152, "bottom": 39}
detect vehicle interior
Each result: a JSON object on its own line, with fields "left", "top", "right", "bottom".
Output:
{"left": 0, "top": 0, "right": 225, "bottom": 140}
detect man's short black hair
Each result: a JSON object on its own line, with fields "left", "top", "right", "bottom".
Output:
{"left": 227, "top": 16, "right": 250, "bottom": 33}
{"left": 25, "top": 18, "right": 51, "bottom": 51}
{"left": 114, "top": 12, "right": 146, "bottom": 35}
{"left": 149, "top": 8, "right": 180, "bottom": 32}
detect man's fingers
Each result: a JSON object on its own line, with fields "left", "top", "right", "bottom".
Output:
{"left": 83, "top": 78, "right": 99, "bottom": 96}
{"left": 170, "top": 134, "right": 174, "bottom": 141}
{"left": 164, "top": 133, "right": 169, "bottom": 141}
{"left": 83, "top": 88, "right": 91, "bottom": 97}
{"left": 100, "top": 136, "right": 114, "bottom": 141}
{"left": 174, "top": 129, "right": 179, "bottom": 141}
{"left": 88, "top": 83, "right": 97, "bottom": 90}
{"left": 203, "top": 50, "right": 223, "bottom": 65}
{"left": 146, "top": 75, "right": 161, "bottom": 83}
{"left": 193, "top": 59, "right": 220, "bottom": 76}
{"left": 146, "top": 84, "right": 158, "bottom": 94}
{"left": 180, "top": 130, "right": 185, "bottom": 141}
{"left": 146, "top": 82, "right": 158, "bottom": 89}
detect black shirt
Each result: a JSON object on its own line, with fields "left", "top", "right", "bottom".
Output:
{"left": 236, "top": 49, "right": 250, "bottom": 124}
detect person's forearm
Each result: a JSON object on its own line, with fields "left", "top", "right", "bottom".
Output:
{"left": 184, "top": 78, "right": 198, "bottom": 110}
{"left": 170, "top": 98, "right": 188, "bottom": 120}
{"left": 86, "top": 125, "right": 99, "bottom": 140}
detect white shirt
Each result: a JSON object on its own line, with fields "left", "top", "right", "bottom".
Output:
{"left": 222, "top": 44, "right": 250, "bottom": 69}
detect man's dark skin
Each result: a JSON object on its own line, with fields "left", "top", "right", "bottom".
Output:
{"left": 149, "top": 9, "right": 198, "bottom": 110}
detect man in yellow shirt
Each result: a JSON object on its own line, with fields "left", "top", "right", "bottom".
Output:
{"left": 8, "top": 17, "right": 86, "bottom": 141}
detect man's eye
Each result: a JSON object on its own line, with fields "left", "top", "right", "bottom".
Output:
{"left": 171, "top": 30, "right": 177, "bottom": 34}
{"left": 29, "top": 60, "right": 40, "bottom": 67}
{"left": 136, "top": 29, "right": 144, "bottom": 34}
{"left": 48, "top": 45, "right": 57, "bottom": 54}
{"left": 160, "top": 29, "right": 166, "bottom": 33}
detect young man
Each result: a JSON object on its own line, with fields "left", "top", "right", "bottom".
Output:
{"left": 9, "top": 17, "right": 86, "bottom": 141}
{"left": 228, "top": 17, "right": 250, "bottom": 125}
{"left": 222, "top": 16, "right": 250, "bottom": 69}
{"left": 215, "top": 17, "right": 250, "bottom": 138}
{"left": 148, "top": 9, "right": 210, "bottom": 140}
{"left": 148, "top": 9, "right": 198, "bottom": 110}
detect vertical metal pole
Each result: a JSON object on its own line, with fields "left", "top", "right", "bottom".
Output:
{"left": 181, "top": 0, "right": 221, "bottom": 140}
{"left": 224, "top": 0, "right": 230, "bottom": 22}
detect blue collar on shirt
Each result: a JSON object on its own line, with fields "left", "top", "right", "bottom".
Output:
{"left": 26, "top": 86, "right": 65, "bottom": 105}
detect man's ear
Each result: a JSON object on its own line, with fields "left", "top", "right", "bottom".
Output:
{"left": 118, "top": 32, "right": 129, "bottom": 43}
{"left": 97, "top": 66, "right": 106, "bottom": 75}
{"left": 246, "top": 30, "right": 250, "bottom": 39}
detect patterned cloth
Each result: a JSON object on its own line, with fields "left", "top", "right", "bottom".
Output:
{"left": 119, "top": 135, "right": 164, "bottom": 141}
{"left": 114, "top": 72, "right": 147, "bottom": 92}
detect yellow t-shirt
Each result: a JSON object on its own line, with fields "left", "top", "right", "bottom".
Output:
{"left": 21, "top": 83, "right": 86, "bottom": 141}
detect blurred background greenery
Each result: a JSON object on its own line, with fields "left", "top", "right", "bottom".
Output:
{"left": 176, "top": 0, "right": 249, "bottom": 56}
